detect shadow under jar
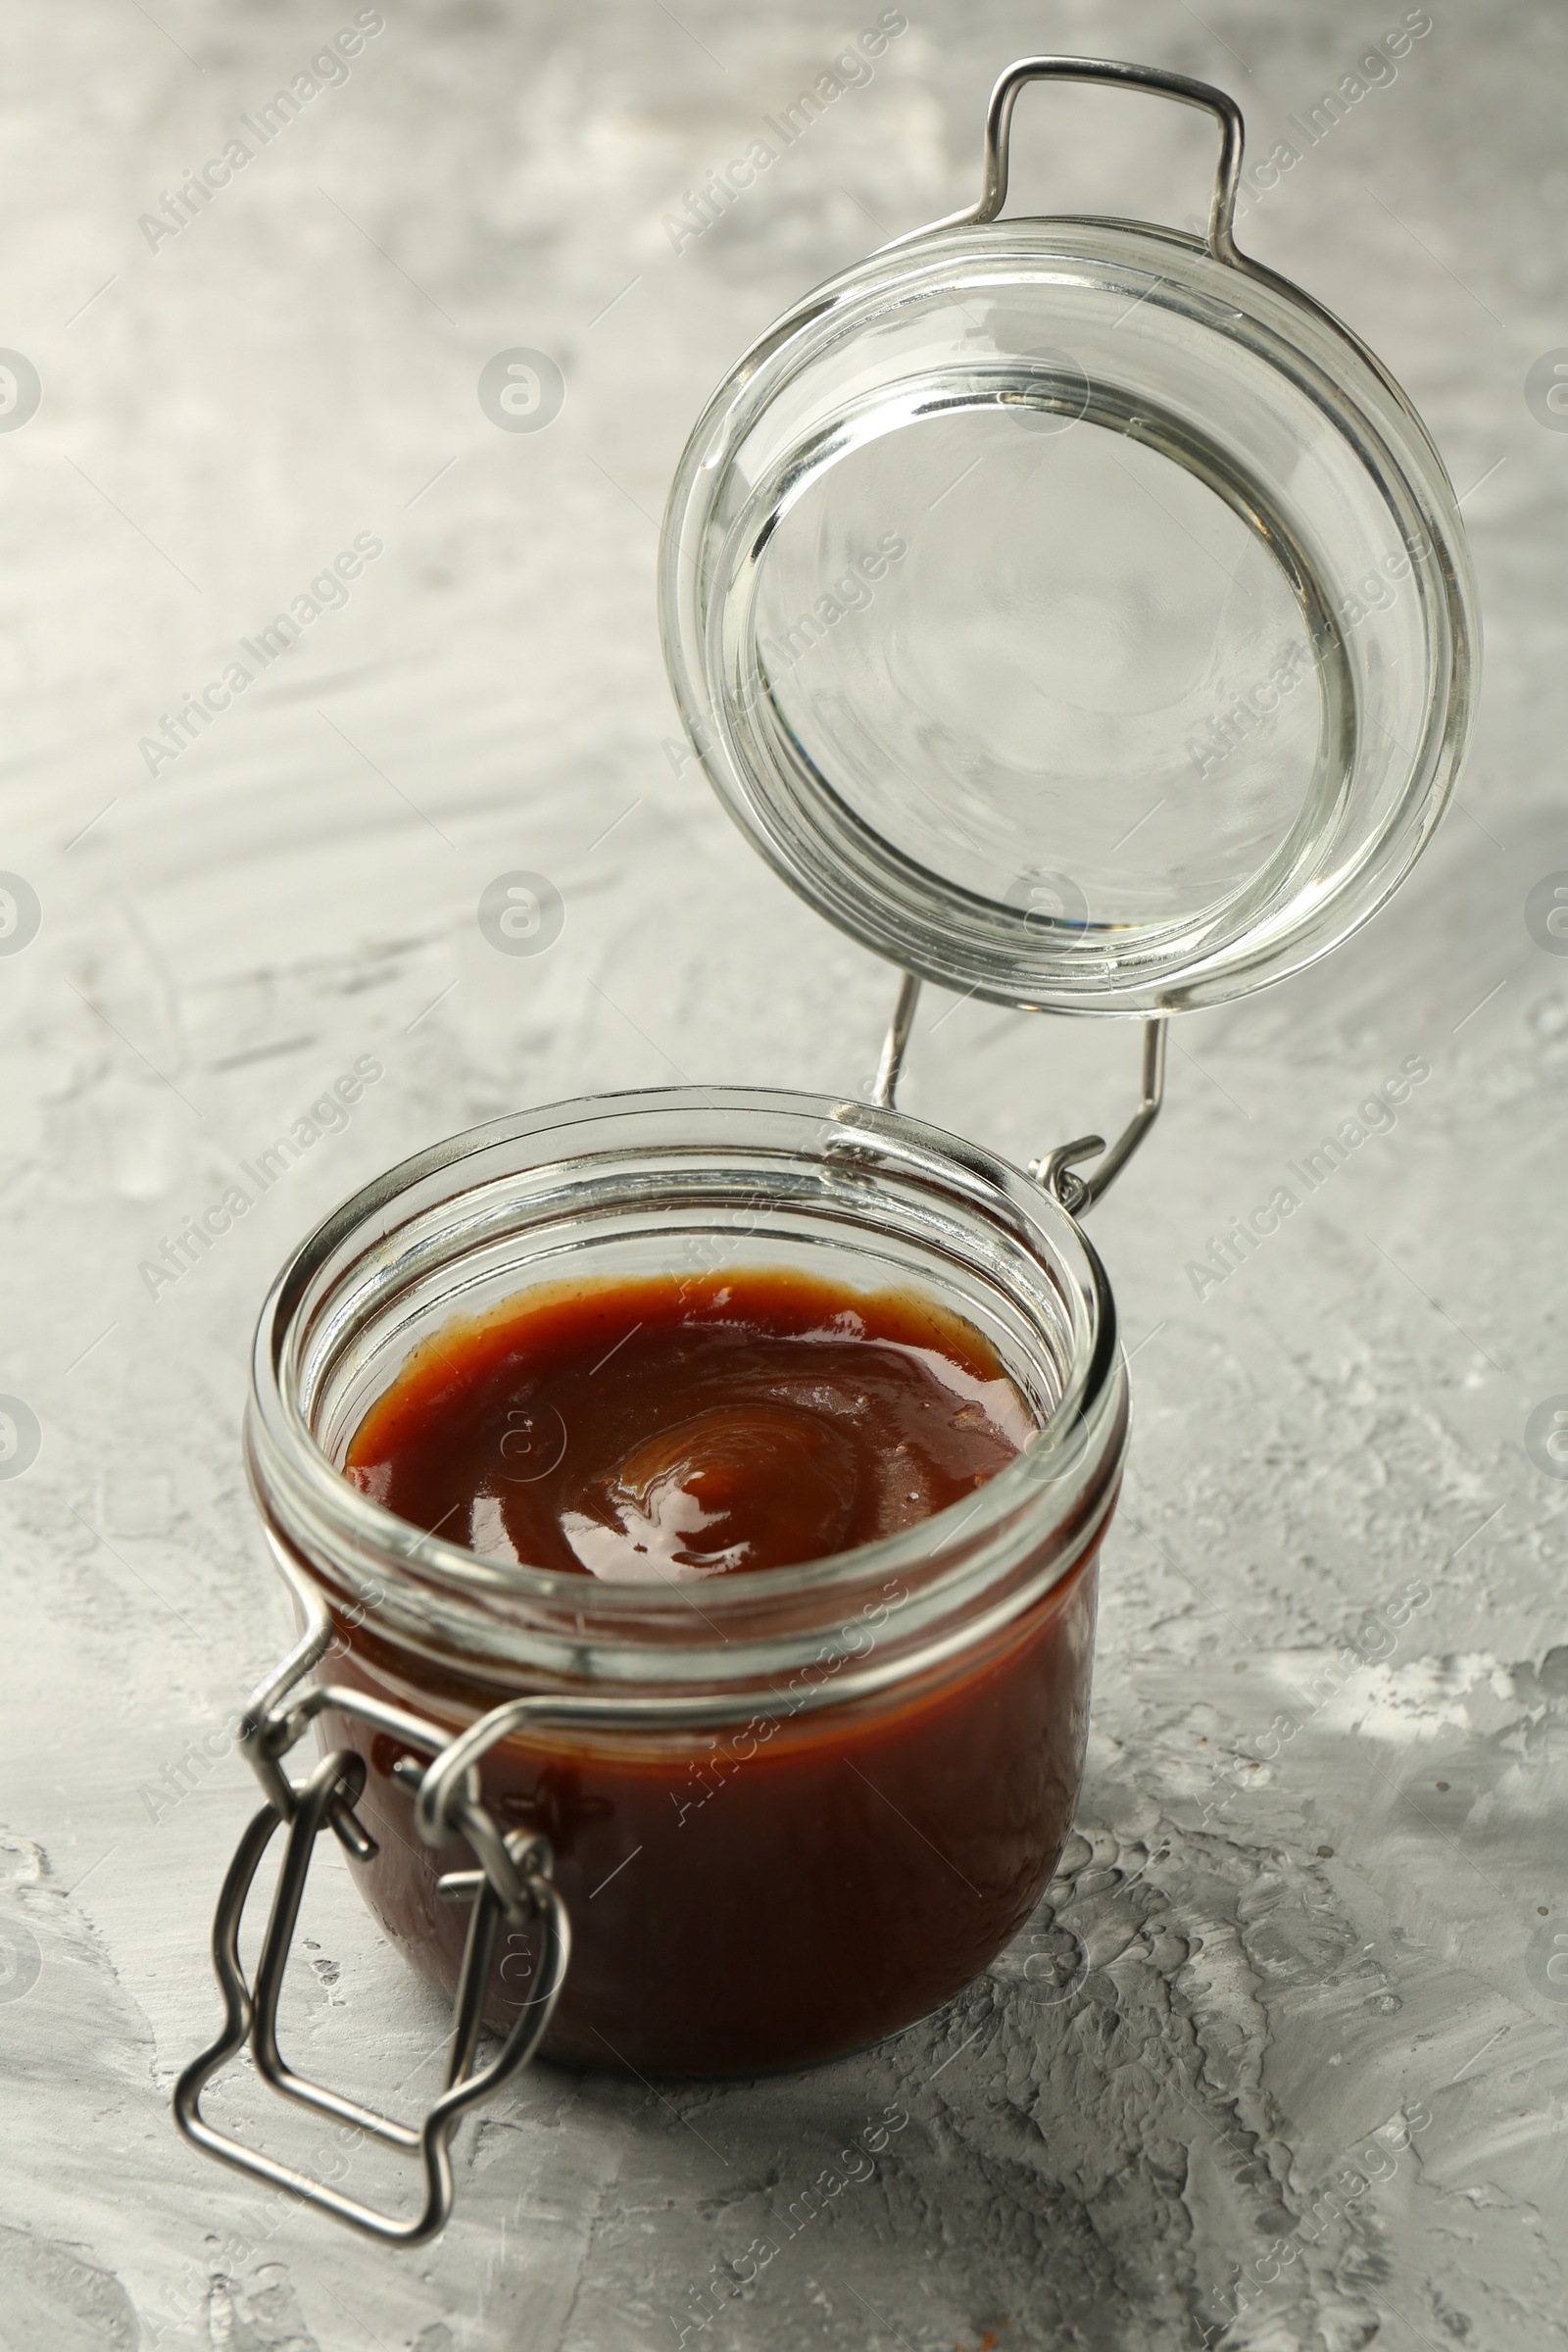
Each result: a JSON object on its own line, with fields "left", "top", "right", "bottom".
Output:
{"left": 247, "top": 1092, "right": 1127, "bottom": 2076}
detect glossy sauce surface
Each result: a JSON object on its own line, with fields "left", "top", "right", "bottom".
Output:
{"left": 345, "top": 1269, "right": 1032, "bottom": 1577}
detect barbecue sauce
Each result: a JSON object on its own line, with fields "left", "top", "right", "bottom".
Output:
{"left": 345, "top": 1269, "right": 1031, "bottom": 1578}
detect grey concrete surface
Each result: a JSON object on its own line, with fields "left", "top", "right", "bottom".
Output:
{"left": 0, "top": 0, "right": 1565, "bottom": 2345}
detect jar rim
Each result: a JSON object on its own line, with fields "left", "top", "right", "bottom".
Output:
{"left": 245, "top": 1086, "right": 1129, "bottom": 1686}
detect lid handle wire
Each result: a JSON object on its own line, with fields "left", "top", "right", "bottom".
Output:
{"left": 905, "top": 54, "right": 1245, "bottom": 266}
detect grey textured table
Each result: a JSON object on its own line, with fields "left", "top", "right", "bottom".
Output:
{"left": 1, "top": 2, "right": 1564, "bottom": 2346}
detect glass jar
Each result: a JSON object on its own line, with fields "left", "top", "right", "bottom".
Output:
{"left": 175, "top": 55, "right": 1477, "bottom": 2243}
{"left": 245, "top": 1091, "right": 1126, "bottom": 2076}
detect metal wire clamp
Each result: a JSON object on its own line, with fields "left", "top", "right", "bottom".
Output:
{"left": 172, "top": 1564, "right": 570, "bottom": 2245}
{"left": 175, "top": 1539, "right": 937, "bottom": 2238}
{"left": 872, "top": 974, "right": 1167, "bottom": 1216}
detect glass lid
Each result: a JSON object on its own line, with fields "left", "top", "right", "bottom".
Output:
{"left": 659, "top": 58, "right": 1479, "bottom": 1016}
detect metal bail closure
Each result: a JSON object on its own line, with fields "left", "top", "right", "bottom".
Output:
{"left": 173, "top": 1739, "right": 570, "bottom": 2244}
{"left": 1029, "top": 1014, "right": 1167, "bottom": 1216}
{"left": 872, "top": 973, "right": 1167, "bottom": 1217}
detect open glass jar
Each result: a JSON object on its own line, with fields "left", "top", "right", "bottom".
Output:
{"left": 175, "top": 58, "right": 1476, "bottom": 2244}
{"left": 251, "top": 1094, "right": 1121, "bottom": 2068}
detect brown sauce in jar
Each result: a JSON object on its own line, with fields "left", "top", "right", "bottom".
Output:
{"left": 344, "top": 1269, "right": 1031, "bottom": 1577}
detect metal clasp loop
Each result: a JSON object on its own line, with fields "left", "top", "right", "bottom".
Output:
{"left": 172, "top": 1563, "right": 571, "bottom": 2244}
{"left": 1030, "top": 1015, "right": 1167, "bottom": 1215}
{"left": 906, "top": 53, "right": 1246, "bottom": 266}
{"left": 869, "top": 975, "right": 1166, "bottom": 1217}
